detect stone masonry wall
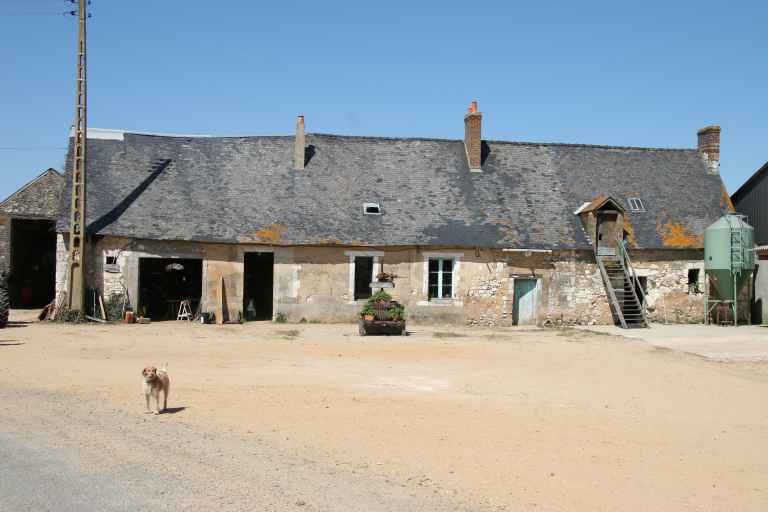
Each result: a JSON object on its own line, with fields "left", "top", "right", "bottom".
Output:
{"left": 53, "top": 237, "right": 706, "bottom": 325}
{"left": 633, "top": 251, "right": 705, "bottom": 324}
{"left": 0, "top": 217, "right": 9, "bottom": 275}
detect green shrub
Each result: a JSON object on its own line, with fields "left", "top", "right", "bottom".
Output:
{"left": 103, "top": 293, "right": 130, "bottom": 322}
{"left": 360, "top": 303, "right": 375, "bottom": 318}
{"left": 387, "top": 302, "right": 405, "bottom": 321}
{"left": 370, "top": 290, "right": 392, "bottom": 303}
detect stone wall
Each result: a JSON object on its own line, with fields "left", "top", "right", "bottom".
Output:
{"left": 53, "top": 237, "right": 708, "bottom": 325}
{"left": 54, "top": 233, "right": 68, "bottom": 304}
{"left": 0, "top": 216, "right": 9, "bottom": 275}
{"left": 633, "top": 255, "right": 705, "bottom": 324}
{"left": 543, "top": 252, "right": 614, "bottom": 325}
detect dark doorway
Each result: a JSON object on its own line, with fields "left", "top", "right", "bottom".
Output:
{"left": 243, "top": 252, "right": 274, "bottom": 321}
{"left": 9, "top": 219, "right": 56, "bottom": 308}
{"left": 354, "top": 256, "right": 374, "bottom": 301}
{"left": 138, "top": 258, "right": 202, "bottom": 320}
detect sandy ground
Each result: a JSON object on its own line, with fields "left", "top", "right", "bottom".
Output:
{"left": 1, "top": 311, "right": 767, "bottom": 511}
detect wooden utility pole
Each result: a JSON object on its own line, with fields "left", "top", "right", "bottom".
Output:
{"left": 68, "top": 0, "right": 88, "bottom": 312}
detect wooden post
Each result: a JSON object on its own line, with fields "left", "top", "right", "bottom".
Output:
{"left": 216, "top": 276, "right": 224, "bottom": 325}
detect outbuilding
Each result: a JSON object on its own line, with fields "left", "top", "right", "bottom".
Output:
{"left": 0, "top": 168, "right": 64, "bottom": 308}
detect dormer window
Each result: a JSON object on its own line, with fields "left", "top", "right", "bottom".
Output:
{"left": 363, "top": 203, "right": 381, "bottom": 215}
{"left": 627, "top": 198, "right": 646, "bottom": 212}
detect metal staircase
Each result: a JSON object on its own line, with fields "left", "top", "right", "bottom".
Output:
{"left": 596, "top": 243, "right": 649, "bottom": 329}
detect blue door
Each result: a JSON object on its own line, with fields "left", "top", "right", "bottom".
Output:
{"left": 513, "top": 279, "right": 537, "bottom": 326}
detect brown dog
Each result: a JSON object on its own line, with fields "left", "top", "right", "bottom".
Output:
{"left": 142, "top": 363, "right": 170, "bottom": 414}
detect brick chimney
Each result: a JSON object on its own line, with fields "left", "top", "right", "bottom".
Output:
{"left": 697, "top": 125, "right": 720, "bottom": 174}
{"left": 464, "top": 100, "right": 482, "bottom": 172}
{"left": 294, "top": 115, "right": 305, "bottom": 170}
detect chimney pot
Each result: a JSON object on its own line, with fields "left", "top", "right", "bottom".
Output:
{"left": 697, "top": 124, "right": 720, "bottom": 174}
{"left": 294, "top": 114, "right": 305, "bottom": 170}
{"left": 464, "top": 101, "right": 482, "bottom": 172}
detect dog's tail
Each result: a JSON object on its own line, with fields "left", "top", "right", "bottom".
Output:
{"left": 161, "top": 362, "right": 168, "bottom": 372}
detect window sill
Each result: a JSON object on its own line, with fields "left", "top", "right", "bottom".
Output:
{"left": 416, "top": 300, "right": 463, "bottom": 307}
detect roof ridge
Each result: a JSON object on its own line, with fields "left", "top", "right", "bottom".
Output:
{"left": 0, "top": 168, "right": 63, "bottom": 209}
{"left": 89, "top": 128, "right": 698, "bottom": 153}
{"left": 309, "top": 133, "right": 696, "bottom": 151}
{"left": 731, "top": 160, "right": 768, "bottom": 200}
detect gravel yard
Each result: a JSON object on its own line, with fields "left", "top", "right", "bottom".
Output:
{"left": 1, "top": 313, "right": 767, "bottom": 511}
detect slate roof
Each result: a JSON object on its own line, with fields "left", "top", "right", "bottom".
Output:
{"left": 1, "top": 168, "right": 64, "bottom": 219}
{"left": 56, "top": 131, "right": 733, "bottom": 250}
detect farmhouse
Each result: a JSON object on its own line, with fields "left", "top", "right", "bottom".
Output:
{"left": 55, "top": 105, "right": 733, "bottom": 326}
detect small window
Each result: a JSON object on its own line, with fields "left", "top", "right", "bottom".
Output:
{"left": 354, "top": 257, "right": 374, "bottom": 300}
{"left": 627, "top": 198, "right": 646, "bottom": 212}
{"left": 688, "top": 268, "right": 701, "bottom": 294}
{"left": 363, "top": 203, "right": 381, "bottom": 215}
{"left": 428, "top": 258, "right": 454, "bottom": 300}
{"left": 104, "top": 252, "right": 120, "bottom": 273}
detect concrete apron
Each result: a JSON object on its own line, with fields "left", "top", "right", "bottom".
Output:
{"left": 578, "top": 323, "right": 768, "bottom": 362}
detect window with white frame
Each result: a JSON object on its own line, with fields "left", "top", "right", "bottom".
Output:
{"left": 428, "top": 257, "right": 454, "bottom": 299}
{"left": 627, "top": 197, "right": 646, "bottom": 212}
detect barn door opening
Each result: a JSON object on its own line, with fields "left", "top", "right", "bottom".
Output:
{"left": 9, "top": 219, "right": 56, "bottom": 308}
{"left": 138, "top": 258, "right": 202, "bottom": 320}
{"left": 243, "top": 252, "right": 274, "bottom": 321}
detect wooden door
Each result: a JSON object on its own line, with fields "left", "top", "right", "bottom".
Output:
{"left": 514, "top": 279, "right": 537, "bottom": 326}
{"left": 596, "top": 212, "right": 619, "bottom": 256}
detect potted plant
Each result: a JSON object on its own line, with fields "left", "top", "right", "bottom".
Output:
{"left": 387, "top": 302, "right": 405, "bottom": 322}
{"left": 360, "top": 303, "right": 375, "bottom": 321}
{"left": 370, "top": 290, "right": 392, "bottom": 305}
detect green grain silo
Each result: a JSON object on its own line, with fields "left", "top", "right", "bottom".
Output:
{"left": 704, "top": 214, "right": 755, "bottom": 324}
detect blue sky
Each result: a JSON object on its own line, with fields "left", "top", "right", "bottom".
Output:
{"left": 1, "top": 0, "right": 766, "bottom": 201}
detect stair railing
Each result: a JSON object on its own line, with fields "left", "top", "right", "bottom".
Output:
{"left": 595, "top": 249, "right": 628, "bottom": 329}
{"left": 617, "top": 240, "right": 649, "bottom": 326}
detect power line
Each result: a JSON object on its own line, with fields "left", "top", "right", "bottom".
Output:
{"left": 3, "top": 12, "right": 73, "bottom": 16}
{"left": 4, "top": 1, "right": 93, "bottom": 17}
{"left": 0, "top": 147, "right": 68, "bottom": 151}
